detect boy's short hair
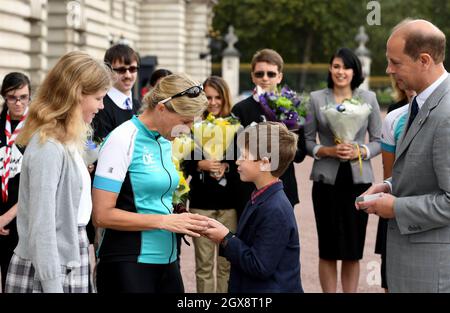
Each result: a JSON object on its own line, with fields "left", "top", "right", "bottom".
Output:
{"left": 238, "top": 122, "right": 297, "bottom": 177}
{"left": 104, "top": 44, "right": 140, "bottom": 66}
{"left": 251, "top": 49, "right": 284, "bottom": 73}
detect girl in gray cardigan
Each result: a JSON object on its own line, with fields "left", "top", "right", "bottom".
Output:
{"left": 5, "top": 51, "right": 112, "bottom": 293}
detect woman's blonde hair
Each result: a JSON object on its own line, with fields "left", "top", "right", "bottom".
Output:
{"left": 389, "top": 74, "right": 408, "bottom": 103}
{"left": 142, "top": 73, "right": 207, "bottom": 117}
{"left": 17, "top": 51, "right": 112, "bottom": 147}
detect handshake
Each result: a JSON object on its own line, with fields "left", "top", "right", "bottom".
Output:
{"left": 166, "top": 212, "right": 231, "bottom": 244}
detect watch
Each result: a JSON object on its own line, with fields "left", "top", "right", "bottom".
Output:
{"left": 220, "top": 231, "right": 235, "bottom": 248}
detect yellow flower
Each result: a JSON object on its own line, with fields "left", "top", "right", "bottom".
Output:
{"left": 192, "top": 113, "right": 241, "bottom": 160}
{"left": 172, "top": 134, "right": 194, "bottom": 162}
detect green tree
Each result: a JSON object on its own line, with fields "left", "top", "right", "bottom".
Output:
{"left": 213, "top": 0, "right": 450, "bottom": 77}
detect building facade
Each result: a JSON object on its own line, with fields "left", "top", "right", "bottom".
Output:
{"left": 0, "top": 0, "right": 216, "bottom": 87}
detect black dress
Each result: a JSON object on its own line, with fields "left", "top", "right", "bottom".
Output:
{"left": 0, "top": 109, "right": 24, "bottom": 290}
{"left": 312, "top": 162, "right": 370, "bottom": 260}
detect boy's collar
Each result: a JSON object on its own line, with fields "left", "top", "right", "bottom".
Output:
{"left": 251, "top": 179, "right": 281, "bottom": 204}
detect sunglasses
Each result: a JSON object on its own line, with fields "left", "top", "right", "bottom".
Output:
{"left": 253, "top": 71, "right": 278, "bottom": 78}
{"left": 112, "top": 66, "right": 139, "bottom": 74}
{"left": 6, "top": 94, "right": 30, "bottom": 104}
{"left": 160, "top": 85, "right": 203, "bottom": 105}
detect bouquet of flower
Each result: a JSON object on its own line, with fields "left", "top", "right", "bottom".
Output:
{"left": 320, "top": 97, "right": 372, "bottom": 175}
{"left": 172, "top": 157, "right": 190, "bottom": 214}
{"left": 83, "top": 136, "right": 102, "bottom": 166}
{"left": 320, "top": 97, "right": 372, "bottom": 143}
{"left": 171, "top": 134, "right": 194, "bottom": 214}
{"left": 192, "top": 113, "right": 241, "bottom": 161}
{"left": 172, "top": 133, "right": 194, "bottom": 163}
{"left": 258, "top": 85, "right": 309, "bottom": 131}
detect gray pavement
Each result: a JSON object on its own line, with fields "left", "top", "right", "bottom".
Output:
{"left": 180, "top": 154, "right": 385, "bottom": 293}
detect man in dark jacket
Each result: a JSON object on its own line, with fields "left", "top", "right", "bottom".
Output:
{"left": 231, "top": 49, "right": 306, "bottom": 217}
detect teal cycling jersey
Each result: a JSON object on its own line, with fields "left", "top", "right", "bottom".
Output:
{"left": 93, "top": 116, "right": 179, "bottom": 264}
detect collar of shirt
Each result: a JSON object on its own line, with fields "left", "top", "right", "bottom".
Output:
{"left": 250, "top": 179, "right": 280, "bottom": 204}
{"left": 252, "top": 87, "right": 260, "bottom": 103}
{"left": 107, "top": 87, "right": 133, "bottom": 110}
{"left": 415, "top": 71, "right": 449, "bottom": 109}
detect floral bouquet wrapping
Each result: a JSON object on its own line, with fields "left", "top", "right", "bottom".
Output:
{"left": 172, "top": 134, "right": 194, "bottom": 163}
{"left": 320, "top": 97, "right": 372, "bottom": 174}
{"left": 171, "top": 134, "right": 194, "bottom": 214}
{"left": 83, "top": 136, "right": 102, "bottom": 166}
{"left": 320, "top": 97, "right": 372, "bottom": 142}
{"left": 192, "top": 113, "right": 241, "bottom": 162}
{"left": 258, "top": 85, "right": 309, "bottom": 131}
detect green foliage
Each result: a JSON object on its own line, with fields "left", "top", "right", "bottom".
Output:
{"left": 375, "top": 87, "right": 394, "bottom": 108}
{"left": 213, "top": 0, "right": 450, "bottom": 76}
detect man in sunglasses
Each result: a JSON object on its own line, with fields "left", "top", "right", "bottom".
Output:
{"left": 231, "top": 48, "right": 307, "bottom": 218}
{"left": 93, "top": 44, "right": 141, "bottom": 142}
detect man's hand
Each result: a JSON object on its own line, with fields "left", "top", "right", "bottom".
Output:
{"left": 356, "top": 193, "right": 396, "bottom": 219}
{"left": 358, "top": 182, "right": 391, "bottom": 198}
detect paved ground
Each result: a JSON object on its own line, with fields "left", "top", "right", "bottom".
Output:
{"left": 180, "top": 152, "right": 386, "bottom": 293}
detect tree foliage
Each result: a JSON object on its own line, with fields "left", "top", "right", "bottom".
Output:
{"left": 213, "top": 0, "right": 450, "bottom": 75}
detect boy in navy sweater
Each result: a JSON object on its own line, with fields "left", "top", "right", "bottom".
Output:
{"left": 204, "top": 122, "right": 303, "bottom": 292}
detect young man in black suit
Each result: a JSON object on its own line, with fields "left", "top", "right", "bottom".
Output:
{"left": 231, "top": 49, "right": 306, "bottom": 217}
{"left": 92, "top": 44, "right": 141, "bottom": 141}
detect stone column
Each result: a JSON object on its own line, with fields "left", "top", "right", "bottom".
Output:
{"left": 355, "top": 26, "right": 372, "bottom": 91}
{"left": 185, "top": 0, "right": 214, "bottom": 82}
{"left": 47, "top": 0, "right": 87, "bottom": 67}
{"left": 28, "top": 0, "right": 48, "bottom": 84}
{"left": 138, "top": 0, "right": 187, "bottom": 73}
{"left": 221, "top": 25, "right": 240, "bottom": 102}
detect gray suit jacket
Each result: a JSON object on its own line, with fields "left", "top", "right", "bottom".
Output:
{"left": 304, "top": 88, "right": 382, "bottom": 185}
{"left": 387, "top": 75, "right": 450, "bottom": 292}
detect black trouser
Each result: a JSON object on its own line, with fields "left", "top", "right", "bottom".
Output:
{"left": 96, "top": 260, "right": 184, "bottom": 293}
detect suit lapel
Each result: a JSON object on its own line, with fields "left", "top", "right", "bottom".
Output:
{"left": 396, "top": 77, "right": 450, "bottom": 160}
{"left": 237, "top": 201, "right": 258, "bottom": 235}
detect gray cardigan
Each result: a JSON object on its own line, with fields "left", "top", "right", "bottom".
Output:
{"left": 14, "top": 133, "right": 82, "bottom": 293}
{"left": 304, "top": 88, "right": 382, "bottom": 185}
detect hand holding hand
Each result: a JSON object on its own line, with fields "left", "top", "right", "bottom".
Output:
{"left": 203, "top": 218, "right": 229, "bottom": 244}
{"left": 198, "top": 160, "right": 222, "bottom": 173}
{"left": 161, "top": 213, "right": 209, "bottom": 237}
{"left": 335, "top": 143, "right": 355, "bottom": 160}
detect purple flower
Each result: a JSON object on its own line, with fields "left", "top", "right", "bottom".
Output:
{"left": 258, "top": 85, "right": 308, "bottom": 130}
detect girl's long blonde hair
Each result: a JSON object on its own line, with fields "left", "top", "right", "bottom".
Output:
{"left": 17, "top": 51, "right": 112, "bottom": 148}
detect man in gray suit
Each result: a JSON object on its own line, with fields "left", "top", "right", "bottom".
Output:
{"left": 358, "top": 19, "right": 450, "bottom": 292}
